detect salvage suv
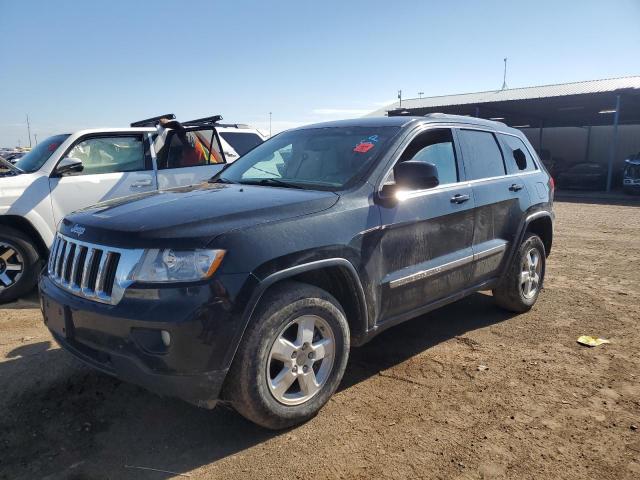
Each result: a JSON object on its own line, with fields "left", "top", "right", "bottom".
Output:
{"left": 0, "top": 114, "right": 264, "bottom": 303}
{"left": 39, "top": 114, "right": 554, "bottom": 429}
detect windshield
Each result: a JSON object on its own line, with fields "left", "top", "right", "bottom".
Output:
{"left": 14, "top": 134, "right": 70, "bottom": 172}
{"left": 217, "top": 126, "right": 400, "bottom": 190}
{"left": 219, "top": 132, "right": 263, "bottom": 156}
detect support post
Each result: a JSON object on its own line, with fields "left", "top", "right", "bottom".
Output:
{"left": 606, "top": 95, "right": 621, "bottom": 192}
{"left": 538, "top": 120, "right": 544, "bottom": 154}
{"left": 584, "top": 126, "right": 592, "bottom": 163}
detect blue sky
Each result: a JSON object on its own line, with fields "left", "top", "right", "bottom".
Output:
{"left": 1, "top": 0, "right": 639, "bottom": 147}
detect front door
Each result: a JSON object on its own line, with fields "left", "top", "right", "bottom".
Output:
{"left": 49, "top": 134, "right": 156, "bottom": 226}
{"left": 154, "top": 127, "right": 227, "bottom": 189}
{"left": 377, "top": 128, "right": 475, "bottom": 322}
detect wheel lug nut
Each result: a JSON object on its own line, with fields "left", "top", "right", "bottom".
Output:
{"left": 292, "top": 366, "right": 298, "bottom": 373}
{"left": 308, "top": 352, "right": 315, "bottom": 359}
{"left": 303, "top": 365, "right": 309, "bottom": 373}
{"left": 291, "top": 351, "right": 297, "bottom": 358}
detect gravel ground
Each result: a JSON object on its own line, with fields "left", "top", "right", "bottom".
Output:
{"left": 0, "top": 200, "right": 639, "bottom": 480}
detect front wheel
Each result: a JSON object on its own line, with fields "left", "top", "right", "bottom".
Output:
{"left": 493, "top": 233, "right": 546, "bottom": 313}
{"left": 0, "top": 226, "right": 42, "bottom": 304}
{"left": 224, "top": 281, "right": 350, "bottom": 429}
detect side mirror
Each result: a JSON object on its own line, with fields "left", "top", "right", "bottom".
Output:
{"left": 394, "top": 161, "right": 439, "bottom": 190}
{"left": 55, "top": 157, "right": 84, "bottom": 176}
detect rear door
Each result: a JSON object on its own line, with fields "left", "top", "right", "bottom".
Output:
{"left": 377, "top": 127, "right": 475, "bottom": 321}
{"left": 49, "top": 134, "right": 156, "bottom": 225}
{"left": 154, "top": 127, "right": 226, "bottom": 189}
{"left": 456, "top": 128, "right": 529, "bottom": 284}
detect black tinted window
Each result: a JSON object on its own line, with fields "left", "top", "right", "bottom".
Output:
{"left": 458, "top": 129, "right": 506, "bottom": 180}
{"left": 499, "top": 133, "right": 537, "bottom": 173}
{"left": 219, "top": 132, "right": 263, "bottom": 156}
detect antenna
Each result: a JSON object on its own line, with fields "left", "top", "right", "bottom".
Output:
{"left": 502, "top": 57, "right": 508, "bottom": 90}
{"left": 26, "top": 114, "right": 32, "bottom": 148}
{"left": 398, "top": 89, "right": 402, "bottom": 108}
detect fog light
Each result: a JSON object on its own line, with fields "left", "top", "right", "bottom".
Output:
{"left": 160, "top": 330, "right": 171, "bottom": 347}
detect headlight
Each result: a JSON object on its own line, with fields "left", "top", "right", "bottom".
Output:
{"left": 132, "top": 249, "right": 225, "bottom": 283}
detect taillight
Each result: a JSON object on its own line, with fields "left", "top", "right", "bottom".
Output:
{"left": 549, "top": 177, "right": 555, "bottom": 192}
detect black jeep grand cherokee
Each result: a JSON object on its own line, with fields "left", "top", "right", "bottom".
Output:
{"left": 40, "top": 115, "right": 553, "bottom": 429}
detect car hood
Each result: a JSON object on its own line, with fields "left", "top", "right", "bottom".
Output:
{"left": 61, "top": 182, "right": 339, "bottom": 248}
{"left": 0, "top": 173, "right": 41, "bottom": 212}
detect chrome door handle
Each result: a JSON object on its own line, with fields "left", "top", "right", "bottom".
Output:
{"left": 130, "top": 179, "right": 152, "bottom": 188}
{"left": 509, "top": 183, "right": 524, "bottom": 192}
{"left": 450, "top": 193, "right": 470, "bottom": 204}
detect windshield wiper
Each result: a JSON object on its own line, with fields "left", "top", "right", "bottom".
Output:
{"left": 241, "top": 178, "right": 305, "bottom": 189}
{"left": 208, "top": 176, "right": 237, "bottom": 184}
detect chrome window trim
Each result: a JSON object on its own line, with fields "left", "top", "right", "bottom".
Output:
{"left": 377, "top": 123, "right": 540, "bottom": 198}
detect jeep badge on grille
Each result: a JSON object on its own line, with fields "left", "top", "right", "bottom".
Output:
{"left": 70, "top": 225, "right": 85, "bottom": 237}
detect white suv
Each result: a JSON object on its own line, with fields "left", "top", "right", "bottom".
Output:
{"left": 0, "top": 114, "right": 265, "bottom": 302}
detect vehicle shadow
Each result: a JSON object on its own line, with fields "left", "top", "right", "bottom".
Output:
{"left": 0, "top": 292, "right": 515, "bottom": 480}
{"left": 0, "top": 287, "right": 39, "bottom": 310}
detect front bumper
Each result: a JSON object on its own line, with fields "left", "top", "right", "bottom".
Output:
{"left": 39, "top": 273, "right": 249, "bottom": 408}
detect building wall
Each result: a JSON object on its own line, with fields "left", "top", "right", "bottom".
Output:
{"left": 521, "top": 124, "right": 640, "bottom": 188}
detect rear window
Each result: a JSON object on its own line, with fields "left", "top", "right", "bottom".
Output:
{"left": 498, "top": 133, "right": 537, "bottom": 173}
{"left": 219, "top": 132, "right": 263, "bottom": 156}
{"left": 457, "top": 129, "right": 506, "bottom": 180}
{"left": 14, "top": 134, "right": 70, "bottom": 172}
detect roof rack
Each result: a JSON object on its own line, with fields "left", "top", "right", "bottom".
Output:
{"left": 131, "top": 113, "right": 175, "bottom": 128}
{"left": 182, "top": 115, "right": 223, "bottom": 126}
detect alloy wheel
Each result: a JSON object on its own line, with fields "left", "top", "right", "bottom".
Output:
{"left": 0, "top": 242, "right": 24, "bottom": 291}
{"left": 266, "top": 314, "right": 335, "bottom": 406}
{"left": 520, "top": 248, "right": 541, "bottom": 299}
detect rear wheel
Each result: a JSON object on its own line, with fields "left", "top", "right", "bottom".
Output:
{"left": 224, "top": 281, "right": 350, "bottom": 429}
{"left": 493, "top": 233, "right": 545, "bottom": 313}
{"left": 0, "top": 226, "right": 42, "bottom": 303}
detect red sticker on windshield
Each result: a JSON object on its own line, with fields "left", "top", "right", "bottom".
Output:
{"left": 354, "top": 142, "right": 374, "bottom": 153}
{"left": 47, "top": 143, "right": 60, "bottom": 151}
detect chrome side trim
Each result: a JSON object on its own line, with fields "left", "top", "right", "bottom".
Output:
{"left": 474, "top": 242, "right": 507, "bottom": 261}
{"left": 389, "top": 254, "right": 474, "bottom": 289}
{"left": 389, "top": 242, "right": 508, "bottom": 289}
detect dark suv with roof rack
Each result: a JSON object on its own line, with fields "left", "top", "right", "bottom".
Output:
{"left": 39, "top": 114, "right": 554, "bottom": 429}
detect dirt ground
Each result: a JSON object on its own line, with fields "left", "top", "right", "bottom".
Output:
{"left": 1, "top": 200, "right": 639, "bottom": 480}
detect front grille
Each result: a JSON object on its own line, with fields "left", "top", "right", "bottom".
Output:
{"left": 48, "top": 234, "right": 124, "bottom": 304}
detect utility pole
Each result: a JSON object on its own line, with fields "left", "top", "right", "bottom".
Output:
{"left": 418, "top": 92, "right": 424, "bottom": 99}
{"left": 502, "top": 57, "right": 508, "bottom": 90}
{"left": 34, "top": 133, "right": 38, "bottom": 145}
{"left": 398, "top": 90, "right": 402, "bottom": 108}
{"left": 26, "top": 114, "right": 32, "bottom": 148}
{"left": 269, "top": 112, "right": 272, "bottom": 138}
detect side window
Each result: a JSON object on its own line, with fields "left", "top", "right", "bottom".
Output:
{"left": 65, "top": 136, "right": 146, "bottom": 175}
{"left": 457, "top": 129, "right": 506, "bottom": 180}
{"left": 157, "top": 128, "right": 224, "bottom": 170}
{"left": 498, "top": 133, "right": 537, "bottom": 173}
{"left": 389, "top": 128, "right": 459, "bottom": 186}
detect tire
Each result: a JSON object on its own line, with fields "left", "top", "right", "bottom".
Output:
{"left": 224, "top": 281, "right": 350, "bottom": 430}
{"left": 493, "top": 233, "right": 546, "bottom": 313}
{"left": 0, "top": 226, "right": 42, "bottom": 304}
